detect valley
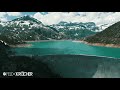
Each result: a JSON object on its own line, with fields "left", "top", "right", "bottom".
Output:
{"left": 0, "top": 15, "right": 99, "bottom": 45}
{"left": 1, "top": 13, "right": 120, "bottom": 78}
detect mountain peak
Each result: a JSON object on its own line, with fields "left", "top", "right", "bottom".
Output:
{"left": 12, "top": 15, "right": 42, "bottom": 24}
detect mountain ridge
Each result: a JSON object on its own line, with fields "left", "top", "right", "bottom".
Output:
{"left": 50, "top": 21, "right": 99, "bottom": 40}
{"left": 0, "top": 15, "right": 64, "bottom": 45}
{"left": 0, "top": 15, "right": 103, "bottom": 45}
{"left": 84, "top": 21, "right": 120, "bottom": 47}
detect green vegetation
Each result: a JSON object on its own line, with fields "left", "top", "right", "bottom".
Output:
{"left": 0, "top": 16, "right": 99, "bottom": 45}
{"left": 85, "top": 21, "right": 120, "bottom": 44}
{"left": 60, "top": 28, "right": 96, "bottom": 40}
{"left": 0, "top": 16, "right": 63, "bottom": 45}
{"left": 12, "top": 15, "right": 42, "bottom": 24}
{"left": 51, "top": 21, "right": 98, "bottom": 40}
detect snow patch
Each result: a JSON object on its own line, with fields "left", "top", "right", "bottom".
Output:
{"left": 22, "top": 21, "right": 30, "bottom": 26}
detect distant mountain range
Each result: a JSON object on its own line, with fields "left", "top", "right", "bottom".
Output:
{"left": 0, "top": 15, "right": 64, "bottom": 44}
{"left": 51, "top": 21, "right": 100, "bottom": 32}
{"left": 0, "top": 15, "right": 101, "bottom": 45}
{"left": 50, "top": 21, "right": 99, "bottom": 40}
{"left": 84, "top": 21, "right": 120, "bottom": 45}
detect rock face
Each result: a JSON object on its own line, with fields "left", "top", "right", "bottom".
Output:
{"left": 0, "top": 15, "right": 63, "bottom": 45}
{"left": 0, "top": 15, "right": 102, "bottom": 45}
{"left": 84, "top": 21, "right": 120, "bottom": 45}
{"left": 0, "top": 40, "right": 10, "bottom": 56}
{"left": 50, "top": 21, "right": 99, "bottom": 40}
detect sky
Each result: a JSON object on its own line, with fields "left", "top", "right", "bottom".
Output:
{"left": 0, "top": 12, "right": 120, "bottom": 26}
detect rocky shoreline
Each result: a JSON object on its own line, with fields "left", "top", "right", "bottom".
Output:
{"left": 9, "top": 40, "right": 68, "bottom": 47}
{"left": 25, "top": 40, "right": 70, "bottom": 42}
{"left": 79, "top": 40, "right": 120, "bottom": 48}
{"left": 9, "top": 40, "right": 120, "bottom": 48}
{"left": 9, "top": 40, "right": 69, "bottom": 47}
{"left": 9, "top": 44, "right": 32, "bottom": 47}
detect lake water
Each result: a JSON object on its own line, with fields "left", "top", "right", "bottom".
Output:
{"left": 12, "top": 40, "right": 120, "bottom": 58}
{"left": 11, "top": 40, "right": 120, "bottom": 78}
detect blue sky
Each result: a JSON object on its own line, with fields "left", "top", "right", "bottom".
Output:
{"left": 5, "top": 12, "right": 47, "bottom": 20}
{"left": 0, "top": 12, "right": 48, "bottom": 21}
{"left": 0, "top": 12, "right": 120, "bottom": 27}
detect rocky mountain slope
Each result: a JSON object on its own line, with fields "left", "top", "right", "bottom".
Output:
{"left": 0, "top": 15, "right": 102, "bottom": 45}
{"left": 0, "top": 15, "right": 64, "bottom": 45}
{"left": 84, "top": 21, "right": 120, "bottom": 45}
{"left": 50, "top": 21, "right": 99, "bottom": 40}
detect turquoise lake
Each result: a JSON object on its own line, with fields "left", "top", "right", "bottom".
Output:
{"left": 12, "top": 40, "right": 120, "bottom": 59}
{"left": 11, "top": 40, "right": 120, "bottom": 78}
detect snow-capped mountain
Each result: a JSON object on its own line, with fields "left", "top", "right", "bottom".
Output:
{"left": 51, "top": 21, "right": 100, "bottom": 32}
{"left": 0, "top": 21, "right": 6, "bottom": 27}
{"left": 0, "top": 15, "right": 111, "bottom": 45}
{"left": 50, "top": 21, "right": 99, "bottom": 40}
{"left": 0, "top": 15, "right": 63, "bottom": 45}
{"left": 8, "top": 15, "right": 44, "bottom": 28}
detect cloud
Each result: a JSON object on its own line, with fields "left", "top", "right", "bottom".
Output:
{"left": 0, "top": 12, "right": 22, "bottom": 21}
{"left": 33, "top": 12, "right": 68, "bottom": 25}
{"left": 1, "top": 12, "right": 120, "bottom": 27}
{"left": 0, "top": 12, "right": 7, "bottom": 21}
{"left": 0, "top": 12, "right": 7, "bottom": 17}
{"left": 33, "top": 12, "right": 120, "bottom": 27}
{"left": 7, "top": 12, "right": 22, "bottom": 16}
